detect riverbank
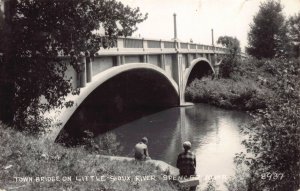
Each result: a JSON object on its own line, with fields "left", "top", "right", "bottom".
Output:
{"left": 185, "top": 77, "right": 268, "bottom": 110}
{"left": 185, "top": 58, "right": 274, "bottom": 111}
{"left": 185, "top": 57, "right": 300, "bottom": 190}
{"left": 0, "top": 123, "right": 178, "bottom": 191}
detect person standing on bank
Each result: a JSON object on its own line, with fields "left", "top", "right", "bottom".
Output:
{"left": 134, "top": 137, "right": 150, "bottom": 160}
{"left": 176, "top": 141, "right": 196, "bottom": 177}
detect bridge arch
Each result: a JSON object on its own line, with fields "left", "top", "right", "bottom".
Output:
{"left": 182, "top": 57, "right": 215, "bottom": 94}
{"left": 53, "top": 63, "right": 179, "bottom": 141}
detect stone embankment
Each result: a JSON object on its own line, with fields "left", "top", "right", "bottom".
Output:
{"left": 99, "top": 155, "right": 179, "bottom": 176}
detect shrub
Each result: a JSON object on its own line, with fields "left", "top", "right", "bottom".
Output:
{"left": 236, "top": 58, "right": 300, "bottom": 190}
{"left": 218, "top": 56, "right": 240, "bottom": 78}
{"left": 185, "top": 77, "right": 268, "bottom": 110}
{"left": 224, "top": 163, "right": 250, "bottom": 191}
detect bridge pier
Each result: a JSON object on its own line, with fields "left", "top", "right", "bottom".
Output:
{"left": 86, "top": 52, "right": 92, "bottom": 83}
{"left": 172, "top": 53, "right": 186, "bottom": 106}
{"left": 208, "top": 54, "right": 212, "bottom": 64}
{"left": 212, "top": 53, "right": 220, "bottom": 78}
{"left": 78, "top": 54, "right": 87, "bottom": 88}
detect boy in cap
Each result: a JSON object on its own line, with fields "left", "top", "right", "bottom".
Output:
{"left": 134, "top": 137, "right": 150, "bottom": 160}
{"left": 176, "top": 141, "right": 196, "bottom": 176}
{"left": 176, "top": 141, "right": 197, "bottom": 190}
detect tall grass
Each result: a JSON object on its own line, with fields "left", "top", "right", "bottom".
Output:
{"left": 0, "top": 123, "right": 177, "bottom": 191}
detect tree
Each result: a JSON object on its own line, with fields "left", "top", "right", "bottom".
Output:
{"left": 287, "top": 13, "right": 300, "bottom": 58}
{"left": 247, "top": 0, "right": 288, "bottom": 59}
{"left": 236, "top": 59, "right": 300, "bottom": 190}
{"left": 217, "top": 36, "right": 241, "bottom": 78}
{"left": 0, "top": 0, "right": 147, "bottom": 132}
{"left": 217, "top": 36, "right": 241, "bottom": 58}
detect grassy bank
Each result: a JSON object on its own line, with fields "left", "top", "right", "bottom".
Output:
{"left": 0, "top": 123, "right": 177, "bottom": 191}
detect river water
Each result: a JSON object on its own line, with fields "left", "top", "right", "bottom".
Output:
{"left": 94, "top": 103, "right": 251, "bottom": 188}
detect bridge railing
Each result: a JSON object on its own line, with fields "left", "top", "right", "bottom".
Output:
{"left": 89, "top": 36, "right": 246, "bottom": 57}
{"left": 123, "top": 38, "right": 143, "bottom": 48}
{"left": 111, "top": 37, "right": 229, "bottom": 54}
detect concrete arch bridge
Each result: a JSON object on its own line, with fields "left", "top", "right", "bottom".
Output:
{"left": 51, "top": 37, "right": 233, "bottom": 141}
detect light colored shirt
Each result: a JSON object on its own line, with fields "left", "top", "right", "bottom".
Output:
{"left": 134, "top": 142, "right": 149, "bottom": 160}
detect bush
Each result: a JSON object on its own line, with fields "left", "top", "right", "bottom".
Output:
{"left": 186, "top": 57, "right": 300, "bottom": 189}
{"left": 185, "top": 77, "right": 268, "bottom": 110}
{"left": 218, "top": 56, "right": 240, "bottom": 78}
{"left": 235, "top": 58, "right": 300, "bottom": 190}
{"left": 225, "top": 164, "right": 250, "bottom": 191}
{"left": 82, "top": 130, "right": 123, "bottom": 155}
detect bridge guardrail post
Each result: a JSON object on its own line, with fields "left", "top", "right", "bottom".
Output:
{"left": 142, "top": 38, "right": 147, "bottom": 51}
{"left": 117, "top": 38, "right": 124, "bottom": 51}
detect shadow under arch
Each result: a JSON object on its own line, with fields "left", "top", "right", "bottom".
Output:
{"left": 55, "top": 63, "right": 179, "bottom": 144}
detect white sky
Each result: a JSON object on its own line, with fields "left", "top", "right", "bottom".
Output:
{"left": 120, "top": 0, "right": 300, "bottom": 51}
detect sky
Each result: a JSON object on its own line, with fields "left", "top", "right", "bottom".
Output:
{"left": 120, "top": 0, "right": 300, "bottom": 51}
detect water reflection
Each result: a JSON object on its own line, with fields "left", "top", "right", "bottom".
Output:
{"left": 95, "top": 103, "right": 251, "bottom": 179}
